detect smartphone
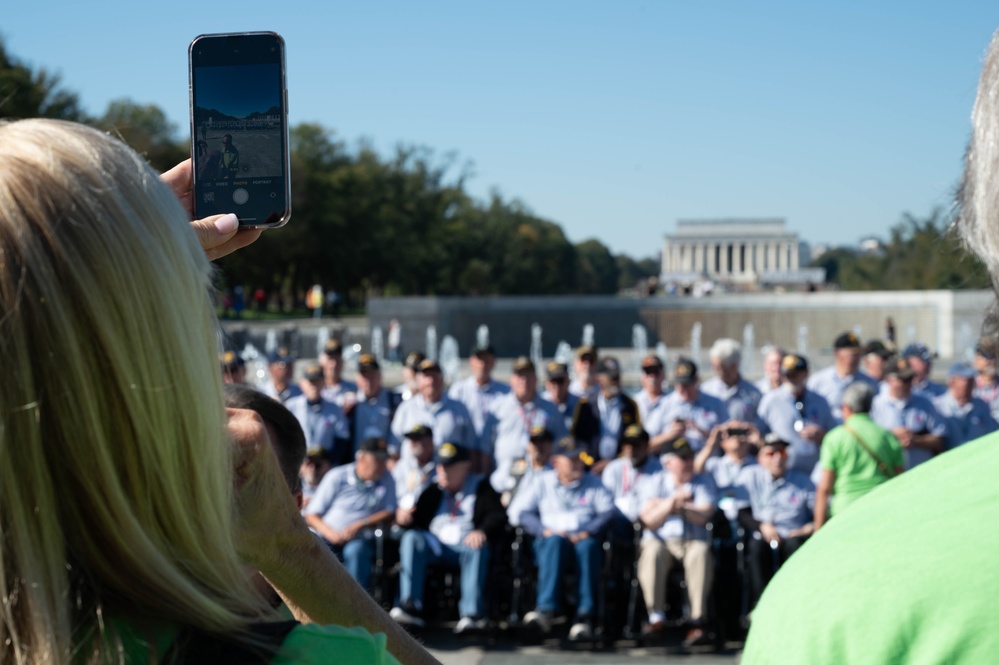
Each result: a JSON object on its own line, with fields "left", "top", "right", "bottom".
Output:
{"left": 189, "top": 32, "right": 291, "bottom": 228}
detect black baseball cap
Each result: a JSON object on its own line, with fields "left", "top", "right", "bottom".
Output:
{"left": 622, "top": 424, "right": 649, "bottom": 445}
{"left": 358, "top": 437, "right": 389, "bottom": 460}
{"left": 780, "top": 354, "right": 809, "bottom": 375}
{"left": 437, "top": 442, "right": 471, "bottom": 466}
{"left": 358, "top": 353, "right": 380, "bottom": 371}
{"left": 672, "top": 358, "right": 698, "bottom": 385}
{"left": 405, "top": 424, "right": 433, "bottom": 440}
{"left": 834, "top": 332, "right": 862, "bottom": 349}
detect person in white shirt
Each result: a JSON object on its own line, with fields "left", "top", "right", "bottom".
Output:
{"left": 508, "top": 437, "right": 615, "bottom": 641}
{"left": 393, "top": 424, "right": 438, "bottom": 519}
{"left": 637, "top": 438, "right": 717, "bottom": 646}
{"left": 635, "top": 354, "right": 668, "bottom": 423}
{"left": 934, "top": 362, "right": 998, "bottom": 448}
{"left": 285, "top": 362, "right": 352, "bottom": 467}
{"left": 262, "top": 346, "right": 303, "bottom": 403}
{"left": 319, "top": 338, "right": 358, "bottom": 408}
{"left": 700, "top": 338, "right": 763, "bottom": 424}
{"left": 448, "top": 343, "right": 510, "bottom": 468}
{"left": 482, "top": 357, "right": 566, "bottom": 491}
{"left": 754, "top": 345, "right": 786, "bottom": 395}
{"left": 602, "top": 425, "right": 662, "bottom": 537}
{"left": 569, "top": 344, "right": 600, "bottom": 403}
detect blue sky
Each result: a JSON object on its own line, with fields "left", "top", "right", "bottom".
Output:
{"left": 5, "top": 1, "right": 999, "bottom": 259}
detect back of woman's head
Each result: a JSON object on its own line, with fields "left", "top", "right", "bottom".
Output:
{"left": 0, "top": 119, "right": 264, "bottom": 664}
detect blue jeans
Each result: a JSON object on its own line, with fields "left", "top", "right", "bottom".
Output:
{"left": 399, "top": 529, "right": 490, "bottom": 619}
{"left": 533, "top": 534, "right": 600, "bottom": 617}
{"left": 330, "top": 537, "right": 373, "bottom": 590}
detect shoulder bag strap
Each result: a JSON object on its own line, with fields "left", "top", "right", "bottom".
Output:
{"left": 843, "top": 424, "right": 895, "bottom": 479}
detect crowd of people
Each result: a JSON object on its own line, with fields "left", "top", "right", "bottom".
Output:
{"left": 220, "top": 327, "right": 999, "bottom": 647}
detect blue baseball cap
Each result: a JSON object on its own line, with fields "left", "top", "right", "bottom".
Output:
{"left": 948, "top": 362, "right": 976, "bottom": 379}
{"left": 267, "top": 346, "right": 295, "bottom": 364}
{"left": 901, "top": 343, "right": 932, "bottom": 363}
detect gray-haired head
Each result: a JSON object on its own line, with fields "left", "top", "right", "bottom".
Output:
{"left": 841, "top": 381, "right": 875, "bottom": 415}
{"left": 709, "top": 338, "right": 742, "bottom": 368}
{"left": 959, "top": 30, "right": 999, "bottom": 337}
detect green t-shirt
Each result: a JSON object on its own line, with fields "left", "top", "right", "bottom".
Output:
{"left": 743, "top": 431, "right": 999, "bottom": 664}
{"left": 274, "top": 624, "right": 401, "bottom": 665}
{"left": 114, "top": 619, "right": 401, "bottom": 664}
{"left": 820, "top": 413, "right": 904, "bottom": 516}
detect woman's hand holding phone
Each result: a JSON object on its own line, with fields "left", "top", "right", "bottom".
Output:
{"left": 161, "top": 159, "right": 263, "bottom": 260}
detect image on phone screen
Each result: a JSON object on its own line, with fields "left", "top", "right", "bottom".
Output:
{"left": 190, "top": 32, "right": 290, "bottom": 227}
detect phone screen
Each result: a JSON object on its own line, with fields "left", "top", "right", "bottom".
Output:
{"left": 189, "top": 32, "right": 290, "bottom": 227}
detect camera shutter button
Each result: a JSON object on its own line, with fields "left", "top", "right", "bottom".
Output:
{"left": 233, "top": 188, "right": 249, "bottom": 205}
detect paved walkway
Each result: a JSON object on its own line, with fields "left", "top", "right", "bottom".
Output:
{"left": 419, "top": 629, "right": 742, "bottom": 664}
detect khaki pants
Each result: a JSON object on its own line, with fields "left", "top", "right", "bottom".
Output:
{"left": 637, "top": 538, "right": 713, "bottom": 622}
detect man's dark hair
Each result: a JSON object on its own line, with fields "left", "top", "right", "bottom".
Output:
{"left": 223, "top": 384, "right": 306, "bottom": 493}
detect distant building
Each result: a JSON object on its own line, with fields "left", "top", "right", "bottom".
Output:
{"left": 859, "top": 237, "right": 885, "bottom": 255}
{"left": 661, "top": 218, "right": 822, "bottom": 287}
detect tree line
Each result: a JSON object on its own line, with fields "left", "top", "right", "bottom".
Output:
{"left": 1, "top": 40, "right": 987, "bottom": 307}
{"left": 1, "top": 41, "right": 659, "bottom": 310}
{"left": 809, "top": 209, "right": 990, "bottom": 291}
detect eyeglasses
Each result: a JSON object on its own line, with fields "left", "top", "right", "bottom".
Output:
{"left": 642, "top": 367, "right": 662, "bottom": 375}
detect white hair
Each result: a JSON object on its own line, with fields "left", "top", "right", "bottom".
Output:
{"left": 709, "top": 338, "right": 742, "bottom": 367}
{"left": 842, "top": 381, "right": 875, "bottom": 414}
{"left": 960, "top": 30, "right": 999, "bottom": 280}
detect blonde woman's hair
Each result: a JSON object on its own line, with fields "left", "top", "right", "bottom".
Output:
{"left": 0, "top": 119, "right": 268, "bottom": 664}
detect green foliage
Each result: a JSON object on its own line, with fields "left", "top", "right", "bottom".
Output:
{"left": 810, "top": 208, "right": 990, "bottom": 290}
{"left": 617, "top": 254, "right": 660, "bottom": 291}
{"left": 0, "top": 39, "right": 85, "bottom": 121}
{"left": 95, "top": 99, "right": 187, "bottom": 172}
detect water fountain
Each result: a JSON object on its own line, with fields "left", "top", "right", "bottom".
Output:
{"left": 265, "top": 328, "right": 278, "bottom": 355}
{"left": 439, "top": 335, "right": 461, "bottom": 384}
{"left": 655, "top": 342, "right": 668, "bottom": 366}
{"left": 315, "top": 325, "right": 330, "bottom": 358}
{"left": 690, "top": 322, "right": 702, "bottom": 364}
{"left": 241, "top": 342, "right": 270, "bottom": 389}
{"left": 797, "top": 324, "right": 809, "bottom": 357}
{"left": 530, "top": 324, "right": 543, "bottom": 368}
{"left": 632, "top": 324, "right": 648, "bottom": 374}
{"left": 958, "top": 321, "right": 976, "bottom": 360}
{"left": 426, "top": 325, "right": 438, "bottom": 361}
{"left": 582, "top": 324, "right": 595, "bottom": 347}
{"left": 742, "top": 323, "right": 756, "bottom": 378}
{"left": 554, "top": 341, "right": 573, "bottom": 366}
{"left": 371, "top": 325, "right": 384, "bottom": 361}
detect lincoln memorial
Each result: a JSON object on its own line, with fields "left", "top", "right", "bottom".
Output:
{"left": 661, "top": 218, "right": 811, "bottom": 285}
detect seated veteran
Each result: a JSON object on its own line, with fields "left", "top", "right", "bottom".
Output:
{"left": 303, "top": 437, "right": 397, "bottom": 591}
{"left": 602, "top": 425, "right": 662, "bottom": 538}
{"left": 391, "top": 443, "right": 506, "bottom": 634}
{"left": 735, "top": 433, "right": 816, "bottom": 606}
{"left": 508, "top": 437, "right": 615, "bottom": 641}
{"left": 638, "top": 438, "right": 717, "bottom": 646}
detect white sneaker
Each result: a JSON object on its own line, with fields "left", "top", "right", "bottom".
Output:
{"left": 389, "top": 606, "right": 425, "bottom": 627}
{"left": 569, "top": 621, "right": 594, "bottom": 641}
{"left": 523, "top": 610, "right": 552, "bottom": 633}
{"left": 453, "top": 616, "right": 486, "bottom": 634}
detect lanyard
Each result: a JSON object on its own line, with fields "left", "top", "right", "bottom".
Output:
{"left": 447, "top": 491, "right": 464, "bottom": 518}
{"left": 622, "top": 463, "right": 644, "bottom": 496}
{"left": 517, "top": 401, "right": 536, "bottom": 435}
